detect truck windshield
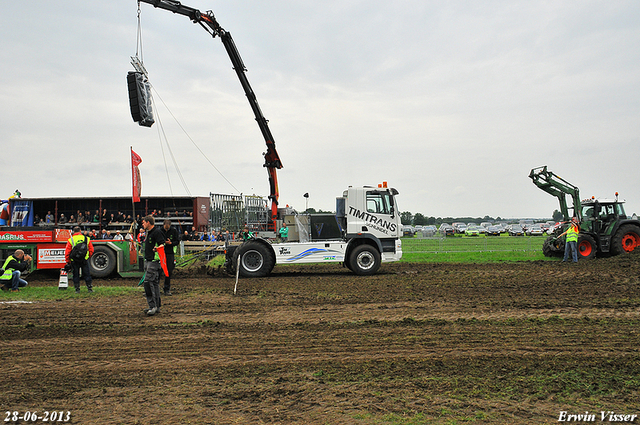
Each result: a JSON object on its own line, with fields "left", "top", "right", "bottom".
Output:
{"left": 366, "top": 191, "right": 391, "bottom": 215}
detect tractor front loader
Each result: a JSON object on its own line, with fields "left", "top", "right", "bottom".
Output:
{"left": 529, "top": 166, "right": 640, "bottom": 259}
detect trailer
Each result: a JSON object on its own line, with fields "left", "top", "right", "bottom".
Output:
{"left": 0, "top": 227, "right": 139, "bottom": 277}
{"left": 0, "top": 195, "right": 211, "bottom": 277}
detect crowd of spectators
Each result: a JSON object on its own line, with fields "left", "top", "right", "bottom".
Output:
{"left": 30, "top": 207, "right": 248, "bottom": 243}
{"left": 77, "top": 226, "right": 234, "bottom": 243}
{"left": 181, "top": 227, "right": 232, "bottom": 242}
{"left": 33, "top": 208, "right": 195, "bottom": 229}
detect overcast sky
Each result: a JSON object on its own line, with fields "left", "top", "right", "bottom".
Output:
{"left": 1, "top": 1, "right": 638, "bottom": 219}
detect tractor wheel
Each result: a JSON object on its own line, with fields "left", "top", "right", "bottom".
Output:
{"left": 577, "top": 234, "right": 597, "bottom": 260}
{"left": 542, "top": 236, "right": 563, "bottom": 258}
{"left": 612, "top": 224, "right": 640, "bottom": 255}
{"left": 224, "top": 246, "right": 238, "bottom": 274}
{"left": 233, "top": 241, "right": 275, "bottom": 278}
{"left": 349, "top": 245, "right": 381, "bottom": 276}
{"left": 89, "top": 245, "right": 117, "bottom": 277}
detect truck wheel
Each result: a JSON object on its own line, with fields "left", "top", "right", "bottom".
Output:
{"left": 233, "top": 241, "right": 274, "bottom": 278}
{"left": 349, "top": 245, "right": 381, "bottom": 276}
{"left": 612, "top": 224, "right": 640, "bottom": 255}
{"left": 89, "top": 245, "right": 117, "bottom": 277}
{"left": 577, "top": 234, "right": 597, "bottom": 260}
{"left": 542, "top": 236, "right": 563, "bottom": 257}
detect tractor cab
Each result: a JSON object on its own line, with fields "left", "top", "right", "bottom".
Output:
{"left": 580, "top": 196, "right": 626, "bottom": 235}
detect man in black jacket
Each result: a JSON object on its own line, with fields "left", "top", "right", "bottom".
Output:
{"left": 141, "top": 215, "right": 166, "bottom": 316}
{"left": 160, "top": 219, "right": 179, "bottom": 296}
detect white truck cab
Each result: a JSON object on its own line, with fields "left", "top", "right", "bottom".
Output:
{"left": 227, "top": 183, "right": 403, "bottom": 277}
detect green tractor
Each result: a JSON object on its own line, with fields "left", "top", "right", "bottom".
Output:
{"left": 529, "top": 166, "right": 640, "bottom": 259}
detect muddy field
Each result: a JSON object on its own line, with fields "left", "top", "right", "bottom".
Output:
{"left": 2, "top": 253, "right": 640, "bottom": 424}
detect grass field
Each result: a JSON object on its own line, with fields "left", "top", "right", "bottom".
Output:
{"left": 401, "top": 234, "right": 549, "bottom": 262}
{"left": 0, "top": 236, "right": 549, "bottom": 302}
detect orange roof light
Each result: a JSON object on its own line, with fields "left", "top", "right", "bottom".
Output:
{"left": 382, "top": 181, "right": 388, "bottom": 188}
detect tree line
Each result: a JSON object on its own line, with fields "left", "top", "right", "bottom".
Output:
{"left": 400, "top": 210, "right": 561, "bottom": 226}
{"left": 304, "top": 207, "right": 562, "bottom": 226}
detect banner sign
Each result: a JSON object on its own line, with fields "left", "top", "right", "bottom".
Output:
{"left": 10, "top": 200, "right": 33, "bottom": 227}
{"left": 37, "top": 244, "right": 67, "bottom": 268}
{"left": 54, "top": 229, "right": 73, "bottom": 243}
{"left": 0, "top": 230, "right": 53, "bottom": 243}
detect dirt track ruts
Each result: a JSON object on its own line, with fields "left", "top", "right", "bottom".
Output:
{"left": 1, "top": 256, "right": 639, "bottom": 424}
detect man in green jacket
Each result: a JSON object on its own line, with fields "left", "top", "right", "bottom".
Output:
{"left": 278, "top": 222, "right": 289, "bottom": 242}
{"left": 559, "top": 217, "right": 580, "bottom": 263}
{"left": 65, "top": 227, "right": 95, "bottom": 293}
{"left": 0, "top": 250, "right": 32, "bottom": 292}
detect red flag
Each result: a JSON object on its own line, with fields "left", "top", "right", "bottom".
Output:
{"left": 156, "top": 244, "right": 169, "bottom": 277}
{"left": 131, "top": 148, "right": 142, "bottom": 203}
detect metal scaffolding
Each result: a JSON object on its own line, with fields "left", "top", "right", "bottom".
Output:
{"left": 209, "top": 193, "right": 270, "bottom": 233}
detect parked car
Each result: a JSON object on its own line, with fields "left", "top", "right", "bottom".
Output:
{"left": 509, "top": 224, "right": 525, "bottom": 236}
{"left": 546, "top": 222, "right": 561, "bottom": 235}
{"left": 421, "top": 225, "right": 437, "bottom": 237}
{"left": 402, "top": 226, "right": 416, "bottom": 237}
{"left": 452, "top": 222, "right": 467, "bottom": 234}
{"left": 526, "top": 225, "right": 544, "bottom": 236}
{"left": 465, "top": 225, "right": 481, "bottom": 236}
{"left": 519, "top": 220, "right": 534, "bottom": 229}
{"left": 486, "top": 225, "right": 501, "bottom": 236}
{"left": 439, "top": 223, "right": 455, "bottom": 236}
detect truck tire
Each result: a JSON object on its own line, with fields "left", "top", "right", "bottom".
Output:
{"left": 542, "top": 236, "right": 563, "bottom": 257}
{"left": 89, "top": 245, "right": 117, "bottom": 278}
{"left": 349, "top": 244, "right": 381, "bottom": 276}
{"left": 577, "top": 234, "right": 597, "bottom": 260}
{"left": 612, "top": 224, "right": 640, "bottom": 255}
{"left": 233, "top": 241, "right": 275, "bottom": 278}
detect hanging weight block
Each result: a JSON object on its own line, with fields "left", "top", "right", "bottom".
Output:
{"left": 127, "top": 71, "right": 155, "bottom": 127}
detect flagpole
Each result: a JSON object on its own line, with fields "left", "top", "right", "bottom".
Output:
{"left": 131, "top": 147, "right": 143, "bottom": 240}
{"left": 131, "top": 147, "right": 137, "bottom": 238}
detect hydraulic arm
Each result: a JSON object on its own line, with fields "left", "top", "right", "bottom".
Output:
{"left": 138, "top": 0, "right": 283, "bottom": 230}
{"left": 529, "top": 166, "right": 581, "bottom": 221}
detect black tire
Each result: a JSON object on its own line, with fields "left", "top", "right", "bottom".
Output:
{"left": 542, "top": 236, "right": 563, "bottom": 258}
{"left": 224, "top": 246, "right": 238, "bottom": 275}
{"left": 612, "top": 224, "right": 640, "bottom": 255}
{"left": 89, "top": 245, "right": 117, "bottom": 278}
{"left": 344, "top": 261, "right": 353, "bottom": 271}
{"left": 233, "top": 241, "right": 275, "bottom": 278}
{"left": 577, "top": 234, "right": 597, "bottom": 260}
{"left": 349, "top": 244, "right": 381, "bottom": 276}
